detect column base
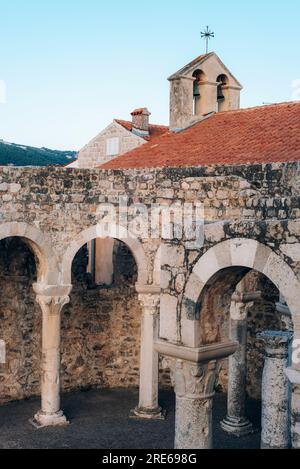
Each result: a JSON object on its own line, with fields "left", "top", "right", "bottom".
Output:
{"left": 30, "top": 410, "right": 69, "bottom": 429}
{"left": 221, "top": 416, "right": 255, "bottom": 437}
{"left": 130, "top": 406, "right": 167, "bottom": 421}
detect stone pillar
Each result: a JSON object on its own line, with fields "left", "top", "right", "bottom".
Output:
{"left": 173, "top": 359, "right": 219, "bottom": 449}
{"left": 155, "top": 340, "right": 238, "bottom": 449}
{"left": 258, "top": 331, "right": 293, "bottom": 449}
{"left": 132, "top": 289, "right": 164, "bottom": 420}
{"left": 87, "top": 239, "right": 114, "bottom": 286}
{"left": 221, "top": 294, "right": 254, "bottom": 436}
{"left": 94, "top": 238, "right": 114, "bottom": 286}
{"left": 31, "top": 284, "right": 72, "bottom": 428}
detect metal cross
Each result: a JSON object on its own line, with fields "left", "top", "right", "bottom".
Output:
{"left": 201, "top": 26, "right": 215, "bottom": 54}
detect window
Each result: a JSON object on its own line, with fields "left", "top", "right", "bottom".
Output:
{"left": 106, "top": 137, "right": 120, "bottom": 156}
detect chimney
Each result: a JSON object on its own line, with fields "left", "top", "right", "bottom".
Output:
{"left": 131, "top": 108, "right": 151, "bottom": 137}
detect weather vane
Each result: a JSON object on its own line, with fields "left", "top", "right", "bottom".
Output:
{"left": 201, "top": 26, "right": 215, "bottom": 54}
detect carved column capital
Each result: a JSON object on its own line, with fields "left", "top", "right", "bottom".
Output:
{"left": 138, "top": 293, "right": 160, "bottom": 315}
{"left": 258, "top": 331, "right": 293, "bottom": 359}
{"left": 168, "top": 358, "right": 220, "bottom": 400}
{"left": 35, "top": 295, "right": 70, "bottom": 316}
{"left": 33, "top": 284, "right": 72, "bottom": 316}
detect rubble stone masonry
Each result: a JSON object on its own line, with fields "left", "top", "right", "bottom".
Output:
{"left": 0, "top": 161, "right": 299, "bottom": 403}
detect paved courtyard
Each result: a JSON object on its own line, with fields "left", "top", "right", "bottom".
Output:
{"left": 0, "top": 389, "right": 261, "bottom": 449}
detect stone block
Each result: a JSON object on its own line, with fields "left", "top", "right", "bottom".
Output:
{"left": 160, "top": 294, "right": 178, "bottom": 342}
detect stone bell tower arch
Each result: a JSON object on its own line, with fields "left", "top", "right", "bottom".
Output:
{"left": 168, "top": 52, "right": 243, "bottom": 131}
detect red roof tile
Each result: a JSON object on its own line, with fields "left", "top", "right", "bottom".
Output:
{"left": 103, "top": 102, "right": 300, "bottom": 169}
{"left": 115, "top": 119, "right": 168, "bottom": 141}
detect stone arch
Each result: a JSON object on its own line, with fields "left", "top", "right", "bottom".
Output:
{"left": 182, "top": 238, "right": 300, "bottom": 347}
{"left": 192, "top": 69, "right": 206, "bottom": 116}
{"left": 61, "top": 223, "right": 149, "bottom": 286}
{"left": 0, "top": 222, "right": 59, "bottom": 285}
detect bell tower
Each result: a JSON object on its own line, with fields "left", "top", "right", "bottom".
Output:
{"left": 168, "top": 52, "right": 243, "bottom": 131}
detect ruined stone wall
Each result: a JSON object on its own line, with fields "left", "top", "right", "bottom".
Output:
{"left": 0, "top": 239, "right": 169, "bottom": 404}
{"left": 0, "top": 162, "right": 299, "bottom": 403}
{"left": 0, "top": 163, "right": 299, "bottom": 265}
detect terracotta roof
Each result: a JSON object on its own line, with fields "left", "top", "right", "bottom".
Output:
{"left": 115, "top": 119, "right": 168, "bottom": 141}
{"left": 102, "top": 102, "right": 300, "bottom": 170}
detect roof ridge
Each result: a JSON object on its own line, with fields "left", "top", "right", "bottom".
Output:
{"left": 217, "top": 100, "right": 300, "bottom": 116}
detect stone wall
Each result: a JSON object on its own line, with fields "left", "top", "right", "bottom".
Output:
{"left": 0, "top": 239, "right": 170, "bottom": 404}
{"left": 0, "top": 162, "right": 299, "bottom": 404}
{"left": 0, "top": 239, "right": 41, "bottom": 404}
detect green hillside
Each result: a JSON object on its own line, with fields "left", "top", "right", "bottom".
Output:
{"left": 0, "top": 140, "right": 77, "bottom": 166}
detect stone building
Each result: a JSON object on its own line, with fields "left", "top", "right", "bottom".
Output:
{"left": 69, "top": 108, "right": 168, "bottom": 169}
{"left": 0, "top": 51, "right": 300, "bottom": 449}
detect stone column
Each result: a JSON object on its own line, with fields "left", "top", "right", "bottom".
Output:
{"left": 173, "top": 359, "right": 220, "bottom": 449}
{"left": 221, "top": 294, "right": 254, "bottom": 436}
{"left": 285, "top": 368, "right": 300, "bottom": 449}
{"left": 87, "top": 239, "right": 114, "bottom": 286}
{"left": 31, "top": 284, "right": 71, "bottom": 428}
{"left": 155, "top": 340, "right": 238, "bottom": 449}
{"left": 132, "top": 289, "right": 164, "bottom": 420}
{"left": 258, "top": 330, "right": 293, "bottom": 449}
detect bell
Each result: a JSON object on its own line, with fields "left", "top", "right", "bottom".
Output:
{"left": 217, "top": 84, "right": 225, "bottom": 101}
{"left": 193, "top": 81, "right": 200, "bottom": 97}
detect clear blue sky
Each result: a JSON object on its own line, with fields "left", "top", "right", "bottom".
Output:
{"left": 0, "top": 0, "right": 299, "bottom": 150}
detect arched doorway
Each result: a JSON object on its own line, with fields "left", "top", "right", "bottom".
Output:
{"left": 60, "top": 224, "right": 163, "bottom": 420}
{"left": 61, "top": 238, "right": 142, "bottom": 393}
{"left": 161, "top": 238, "right": 300, "bottom": 449}
{"left": 181, "top": 239, "right": 300, "bottom": 347}
{"left": 194, "top": 265, "right": 291, "bottom": 447}
{"left": 0, "top": 222, "right": 57, "bottom": 407}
